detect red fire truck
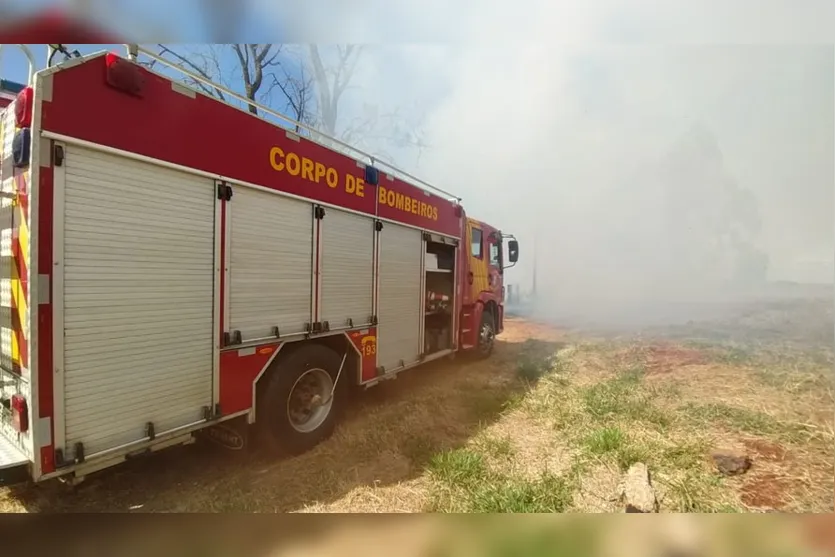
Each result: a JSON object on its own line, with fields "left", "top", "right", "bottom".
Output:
{"left": 0, "top": 43, "right": 519, "bottom": 485}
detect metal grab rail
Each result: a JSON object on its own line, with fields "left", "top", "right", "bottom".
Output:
{"left": 124, "top": 44, "right": 461, "bottom": 202}
{"left": 0, "top": 44, "right": 36, "bottom": 86}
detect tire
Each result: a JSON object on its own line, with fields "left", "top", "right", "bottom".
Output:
{"left": 256, "top": 343, "right": 348, "bottom": 456}
{"left": 477, "top": 308, "right": 496, "bottom": 359}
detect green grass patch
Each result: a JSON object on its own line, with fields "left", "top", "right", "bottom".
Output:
{"left": 466, "top": 472, "right": 574, "bottom": 513}
{"left": 582, "top": 426, "right": 625, "bottom": 455}
{"left": 581, "top": 370, "right": 670, "bottom": 427}
{"left": 428, "top": 449, "right": 487, "bottom": 488}
{"left": 614, "top": 443, "right": 653, "bottom": 472}
{"left": 579, "top": 426, "right": 654, "bottom": 471}
{"left": 427, "top": 448, "right": 576, "bottom": 513}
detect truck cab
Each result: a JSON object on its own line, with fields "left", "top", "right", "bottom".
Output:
{"left": 460, "top": 216, "right": 519, "bottom": 355}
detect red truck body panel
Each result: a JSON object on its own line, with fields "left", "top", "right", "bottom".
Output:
{"left": 42, "top": 56, "right": 461, "bottom": 238}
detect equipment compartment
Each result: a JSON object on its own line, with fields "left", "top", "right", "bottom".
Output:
{"left": 423, "top": 240, "right": 455, "bottom": 355}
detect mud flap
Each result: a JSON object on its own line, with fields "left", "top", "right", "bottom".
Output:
{"left": 0, "top": 435, "right": 28, "bottom": 486}
{"left": 197, "top": 418, "right": 250, "bottom": 452}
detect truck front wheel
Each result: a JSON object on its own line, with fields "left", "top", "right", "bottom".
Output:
{"left": 256, "top": 344, "right": 347, "bottom": 456}
{"left": 477, "top": 309, "right": 496, "bottom": 358}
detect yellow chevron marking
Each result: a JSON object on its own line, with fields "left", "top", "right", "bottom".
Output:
{"left": 11, "top": 169, "right": 29, "bottom": 349}
{"left": 16, "top": 200, "right": 28, "bottom": 265}
{"left": 10, "top": 322, "right": 19, "bottom": 365}
{"left": 10, "top": 259, "right": 26, "bottom": 340}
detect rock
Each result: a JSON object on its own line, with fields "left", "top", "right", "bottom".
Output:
{"left": 711, "top": 450, "right": 751, "bottom": 476}
{"left": 621, "top": 462, "right": 659, "bottom": 513}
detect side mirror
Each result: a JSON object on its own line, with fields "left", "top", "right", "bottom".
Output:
{"left": 507, "top": 240, "right": 519, "bottom": 264}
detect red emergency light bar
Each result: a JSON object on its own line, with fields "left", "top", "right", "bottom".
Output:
{"left": 14, "top": 87, "right": 33, "bottom": 128}
{"left": 105, "top": 53, "right": 145, "bottom": 97}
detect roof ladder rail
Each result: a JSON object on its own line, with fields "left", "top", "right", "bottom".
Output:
{"left": 0, "top": 44, "right": 36, "bottom": 86}
{"left": 124, "top": 43, "right": 462, "bottom": 204}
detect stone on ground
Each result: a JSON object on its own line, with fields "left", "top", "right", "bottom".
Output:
{"left": 619, "top": 462, "right": 659, "bottom": 513}
{"left": 711, "top": 449, "right": 752, "bottom": 476}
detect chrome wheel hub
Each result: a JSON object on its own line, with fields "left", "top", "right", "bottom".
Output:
{"left": 286, "top": 367, "right": 334, "bottom": 433}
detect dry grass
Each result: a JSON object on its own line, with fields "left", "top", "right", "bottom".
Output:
{"left": 0, "top": 319, "right": 565, "bottom": 513}
{"left": 1, "top": 308, "right": 832, "bottom": 514}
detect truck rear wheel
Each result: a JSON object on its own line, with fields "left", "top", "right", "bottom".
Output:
{"left": 256, "top": 344, "right": 347, "bottom": 456}
{"left": 477, "top": 309, "right": 496, "bottom": 358}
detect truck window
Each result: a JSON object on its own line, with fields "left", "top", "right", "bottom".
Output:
{"left": 471, "top": 227, "right": 483, "bottom": 258}
{"left": 489, "top": 242, "right": 500, "bottom": 266}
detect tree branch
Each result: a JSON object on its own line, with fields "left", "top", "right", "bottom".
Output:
{"left": 156, "top": 44, "right": 226, "bottom": 101}
{"left": 308, "top": 45, "right": 334, "bottom": 133}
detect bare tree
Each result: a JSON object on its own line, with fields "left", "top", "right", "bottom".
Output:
{"left": 339, "top": 103, "right": 431, "bottom": 166}
{"left": 307, "top": 45, "right": 429, "bottom": 166}
{"left": 146, "top": 43, "right": 429, "bottom": 169}
{"left": 265, "top": 51, "right": 316, "bottom": 133}
{"left": 308, "top": 45, "right": 363, "bottom": 136}
{"left": 230, "top": 44, "right": 282, "bottom": 115}
{"left": 152, "top": 44, "right": 229, "bottom": 101}
{"left": 151, "top": 44, "right": 282, "bottom": 116}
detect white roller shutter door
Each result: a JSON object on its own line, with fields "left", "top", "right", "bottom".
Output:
{"left": 319, "top": 208, "right": 374, "bottom": 329}
{"left": 61, "top": 146, "right": 216, "bottom": 458}
{"left": 228, "top": 187, "right": 312, "bottom": 341}
{"left": 376, "top": 222, "right": 422, "bottom": 372}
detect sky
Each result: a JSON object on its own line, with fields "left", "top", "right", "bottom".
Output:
{"left": 2, "top": 1, "right": 833, "bottom": 327}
